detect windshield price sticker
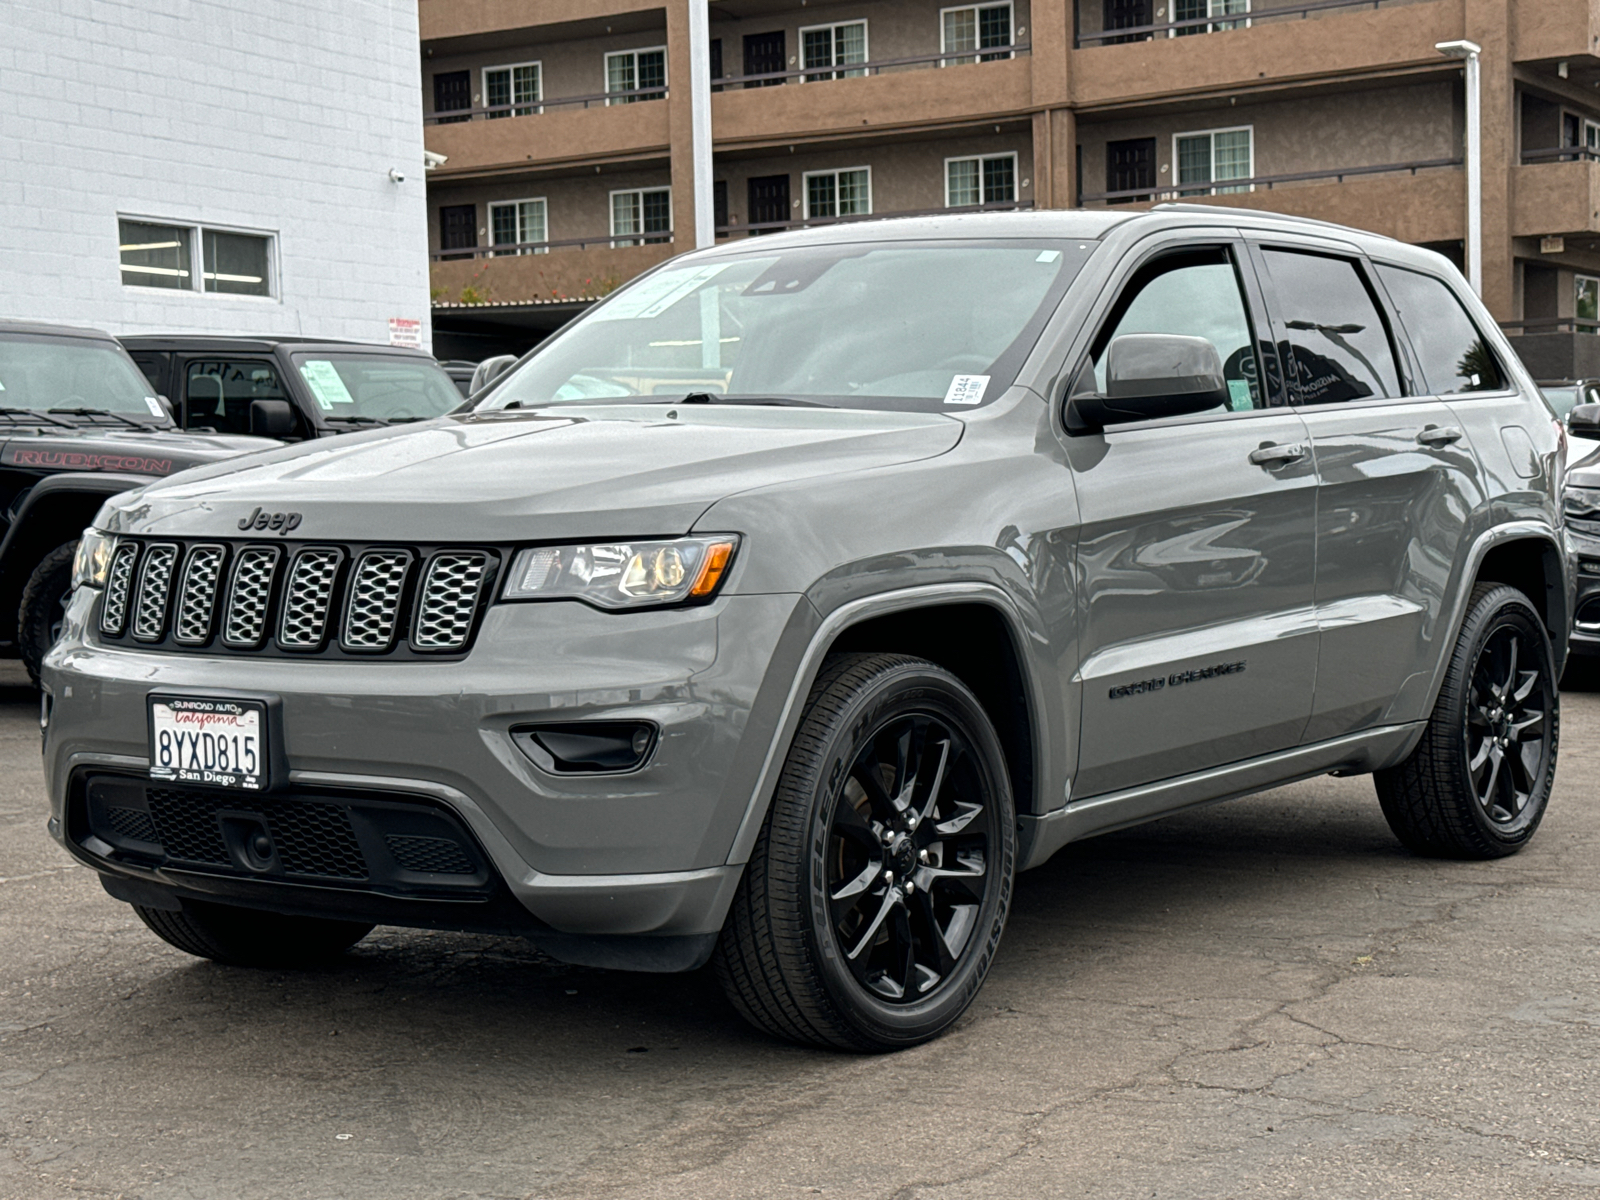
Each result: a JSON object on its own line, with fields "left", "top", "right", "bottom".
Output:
{"left": 298, "top": 360, "right": 356, "bottom": 409}
{"left": 943, "top": 374, "right": 990, "bottom": 406}
{"left": 149, "top": 696, "right": 266, "bottom": 790}
{"left": 591, "top": 263, "right": 733, "bottom": 322}
{"left": 143, "top": 396, "right": 165, "bottom": 417}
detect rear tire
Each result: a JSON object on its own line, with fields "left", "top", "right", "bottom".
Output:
{"left": 713, "top": 653, "right": 1015, "bottom": 1051}
{"left": 18, "top": 540, "right": 77, "bottom": 686}
{"left": 1374, "top": 583, "right": 1558, "bottom": 858}
{"left": 134, "top": 899, "right": 373, "bottom": 967}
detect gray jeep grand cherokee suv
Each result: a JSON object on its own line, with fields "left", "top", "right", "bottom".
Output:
{"left": 42, "top": 207, "right": 1571, "bottom": 1051}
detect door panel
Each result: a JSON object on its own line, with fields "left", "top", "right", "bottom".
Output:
{"left": 743, "top": 31, "right": 786, "bottom": 84}
{"left": 1069, "top": 241, "right": 1317, "bottom": 798}
{"left": 1106, "top": 138, "right": 1156, "bottom": 204}
{"left": 439, "top": 204, "right": 477, "bottom": 261}
{"left": 432, "top": 70, "right": 471, "bottom": 123}
{"left": 747, "top": 174, "right": 790, "bottom": 234}
{"left": 1252, "top": 243, "right": 1485, "bottom": 740}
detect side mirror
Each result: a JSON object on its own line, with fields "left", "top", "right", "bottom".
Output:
{"left": 469, "top": 354, "right": 518, "bottom": 396}
{"left": 1569, "top": 402, "right": 1600, "bottom": 439}
{"left": 249, "top": 399, "right": 297, "bottom": 438}
{"left": 1066, "top": 334, "right": 1232, "bottom": 435}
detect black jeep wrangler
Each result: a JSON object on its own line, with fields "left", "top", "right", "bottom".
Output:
{"left": 0, "top": 320, "right": 275, "bottom": 682}
{"left": 119, "top": 335, "right": 463, "bottom": 440}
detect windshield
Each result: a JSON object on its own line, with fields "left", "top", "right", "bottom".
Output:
{"left": 289, "top": 354, "right": 463, "bottom": 423}
{"left": 478, "top": 238, "right": 1095, "bottom": 412}
{"left": 0, "top": 334, "right": 166, "bottom": 417}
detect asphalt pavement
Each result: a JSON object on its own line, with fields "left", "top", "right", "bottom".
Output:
{"left": 3, "top": 657, "right": 1599, "bottom": 1199}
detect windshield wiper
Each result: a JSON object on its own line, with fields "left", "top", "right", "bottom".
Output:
{"left": 47, "top": 407, "right": 152, "bottom": 429}
{"left": 0, "top": 406, "right": 76, "bottom": 429}
{"left": 676, "top": 393, "right": 833, "bottom": 408}
{"left": 322, "top": 414, "right": 388, "bottom": 425}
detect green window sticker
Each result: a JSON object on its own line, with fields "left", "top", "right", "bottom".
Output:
{"left": 299, "top": 360, "right": 354, "bottom": 409}
{"left": 1227, "top": 379, "right": 1254, "bottom": 411}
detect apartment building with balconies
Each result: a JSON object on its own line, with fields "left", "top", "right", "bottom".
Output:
{"left": 420, "top": 0, "right": 1600, "bottom": 370}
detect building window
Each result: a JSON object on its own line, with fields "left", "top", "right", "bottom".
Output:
{"left": 484, "top": 62, "right": 541, "bottom": 118}
{"left": 489, "top": 198, "right": 548, "bottom": 255}
{"left": 611, "top": 188, "right": 672, "bottom": 246}
{"left": 120, "top": 218, "right": 273, "bottom": 297}
{"left": 800, "top": 21, "right": 868, "bottom": 81}
{"left": 1171, "top": 0, "right": 1248, "bottom": 35}
{"left": 1578, "top": 275, "right": 1599, "bottom": 326}
{"left": 118, "top": 219, "right": 193, "bottom": 290}
{"left": 946, "top": 153, "right": 1017, "bottom": 207}
{"left": 1174, "top": 127, "right": 1252, "bottom": 195}
{"left": 804, "top": 168, "right": 872, "bottom": 219}
{"left": 941, "top": 3, "right": 1013, "bottom": 64}
{"left": 202, "top": 230, "right": 272, "bottom": 296}
{"left": 606, "top": 48, "right": 667, "bottom": 104}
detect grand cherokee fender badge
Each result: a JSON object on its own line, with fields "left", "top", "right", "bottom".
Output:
{"left": 1109, "top": 660, "right": 1246, "bottom": 700}
{"left": 238, "top": 507, "right": 302, "bottom": 533}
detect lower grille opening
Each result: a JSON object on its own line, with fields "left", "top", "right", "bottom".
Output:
{"left": 81, "top": 775, "right": 494, "bottom": 896}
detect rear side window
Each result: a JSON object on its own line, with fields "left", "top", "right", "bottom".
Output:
{"left": 1375, "top": 264, "right": 1505, "bottom": 394}
{"left": 1259, "top": 248, "right": 1401, "bottom": 405}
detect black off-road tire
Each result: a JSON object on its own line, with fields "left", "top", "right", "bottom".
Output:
{"left": 713, "top": 653, "right": 1016, "bottom": 1052}
{"left": 134, "top": 899, "right": 373, "bottom": 967}
{"left": 18, "top": 540, "right": 77, "bottom": 686}
{"left": 1374, "top": 583, "right": 1559, "bottom": 859}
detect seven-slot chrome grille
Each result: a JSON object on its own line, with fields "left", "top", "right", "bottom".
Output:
{"left": 95, "top": 538, "right": 495, "bottom": 658}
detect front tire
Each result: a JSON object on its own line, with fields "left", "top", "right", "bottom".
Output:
{"left": 1375, "top": 583, "right": 1559, "bottom": 858}
{"left": 714, "top": 653, "right": 1016, "bottom": 1051}
{"left": 18, "top": 540, "right": 77, "bottom": 685}
{"left": 134, "top": 899, "right": 373, "bottom": 967}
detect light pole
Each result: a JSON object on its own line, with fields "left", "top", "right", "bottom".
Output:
{"left": 687, "top": 0, "right": 715, "bottom": 249}
{"left": 1436, "top": 39, "right": 1482, "bottom": 296}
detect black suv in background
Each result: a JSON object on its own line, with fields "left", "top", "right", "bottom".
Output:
{"left": 120, "top": 336, "right": 464, "bottom": 441}
{"left": 0, "top": 320, "right": 274, "bottom": 681}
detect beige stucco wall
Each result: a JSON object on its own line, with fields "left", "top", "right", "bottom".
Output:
{"left": 1076, "top": 79, "right": 1457, "bottom": 197}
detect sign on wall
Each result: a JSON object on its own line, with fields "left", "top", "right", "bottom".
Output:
{"left": 388, "top": 317, "right": 422, "bottom": 348}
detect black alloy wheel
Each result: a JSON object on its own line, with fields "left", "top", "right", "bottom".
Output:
{"left": 1376, "top": 583, "right": 1559, "bottom": 858}
{"left": 715, "top": 652, "right": 1015, "bottom": 1051}
{"left": 826, "top": 713, "right": 995, "bottom": 1004}
{"left": 1465, "top": 622, "right": 1551, "bottom": 831}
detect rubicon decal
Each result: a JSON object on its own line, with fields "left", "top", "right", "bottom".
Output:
{"left": 1109, "top": 660, "right": 1247, "bottom": 700}
{"left": 237, "top": 506, "right": 303, "bottom": 533}
{"left": 6, "top": 448, "right": 173, "bottom": 473}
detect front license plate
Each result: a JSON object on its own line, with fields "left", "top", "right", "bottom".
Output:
{"left": 149, "top": 695, "right": 267, "bottom": 791}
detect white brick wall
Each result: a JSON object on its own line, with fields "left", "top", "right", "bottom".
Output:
{"left": 0, "top": 0, "right": 432, "bottom": 348}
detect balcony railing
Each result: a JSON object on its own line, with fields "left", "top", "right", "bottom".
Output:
{"left": 713, "top": 43, "right": 1029, "bottom": 89}
{"left": 1500, "top": 317, "right": 1600, "bottom": 334}
{"left": 422, "top": 45, "right": 1029, "bottom": 122}
{"left": 1076, "top": 0, "right": 1407, "bottom": 46}
{"left": 432, "top": 233, "right": 675, "bottom": 261}
{"left": 425, "top": 85, "right": 667, "bottom": 124}
{"left": 430, "top": 200, "right": 1033, "bottom": 259}
{"left": 1078, "top": 156, "right": 1460, "bottom": 204}
{"left": 1522, "top": 146, "right": 1600, "bottom": 164}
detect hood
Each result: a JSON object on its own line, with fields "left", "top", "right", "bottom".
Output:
{"left": 98, "top": 405, "right": 964, "bottom": 540}
{"left": 0, "top": 427, "right": 276, "bottom": 480}
{"left": 1566, "top": 440, "right": 1600, "bottom": 490}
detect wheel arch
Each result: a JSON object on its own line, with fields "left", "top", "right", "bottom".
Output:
{"left": 0, "top": 474, "right": 146, "bottom": 643}
{"left": 724, "top": 582, "right": 1053, "bottom": 868}
{"left": 1420, "top": 522, "right": 1571, "bottom": 716}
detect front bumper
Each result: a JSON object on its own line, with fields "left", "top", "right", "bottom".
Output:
{"left": 1568, "top": 538, "right": 1600, "bottom": 656}
{"left": 42, "top": 585, "right": 815, "bottom": 954}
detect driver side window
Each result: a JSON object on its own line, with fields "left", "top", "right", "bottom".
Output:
{"left": 1090, "top": 246, "right": 1264, "bottom": 412}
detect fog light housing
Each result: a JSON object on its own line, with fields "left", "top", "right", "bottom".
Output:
{"left": 512, "top": 722, "right": 658, "bottom": 774}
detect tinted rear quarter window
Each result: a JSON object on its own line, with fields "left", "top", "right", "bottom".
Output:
{"left": 1374, "top": 263, "right": 1505, "bottom": 395}
{"left": 1260, "top": 248, "right": 1400, "bottom": 405}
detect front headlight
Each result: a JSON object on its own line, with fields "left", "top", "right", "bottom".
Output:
{"left": 1565, "top": 487, "right": 1600, "bottom": 521}
{"left": 503, "top": 535, "right": 739, "bottom": 609}
{"left": 71, "top": 529, "right": 116, "bottom": 589}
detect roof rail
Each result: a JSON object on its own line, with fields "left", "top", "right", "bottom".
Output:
{"left": 1149, "top": 202, "right": 1396, "bottom": 240}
